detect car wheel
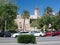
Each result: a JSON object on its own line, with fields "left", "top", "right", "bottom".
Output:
{"left": 40, "top": 35, "right": 42, "bottom": 37}
{"left": 40, "top": 35, "right": 44, "bottom": 37}
{"left": 15, "top": 35, "right": 18, "bottom": 38}
{"left": 51, "top": 34, "right": 55, "bottom": 36}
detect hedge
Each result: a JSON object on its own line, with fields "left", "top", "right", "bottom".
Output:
{"left": 17, "top": 34, "right": 36, "bottom": 44}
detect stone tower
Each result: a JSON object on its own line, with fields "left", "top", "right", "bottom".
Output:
{"left": 34, "top": 7, "right": 39, "bottom": 19}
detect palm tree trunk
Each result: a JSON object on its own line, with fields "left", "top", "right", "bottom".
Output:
{"left": 23, "top": 19, "right": 25, "bottom": 31}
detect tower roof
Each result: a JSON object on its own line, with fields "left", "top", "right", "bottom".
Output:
{"left": 35, "top": 7, "right": 39, "bottom": 10}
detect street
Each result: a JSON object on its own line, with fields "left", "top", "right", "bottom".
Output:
{"left": 0, "top": 36, "right": 60, "bottom": 45}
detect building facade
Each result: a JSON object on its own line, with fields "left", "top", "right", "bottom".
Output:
{"left": 15, "top": 8, "right": 40, "bottom": 31}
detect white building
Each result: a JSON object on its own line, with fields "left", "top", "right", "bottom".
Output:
{"left": 15, "top": 8, "right": 40, "bottom": 31}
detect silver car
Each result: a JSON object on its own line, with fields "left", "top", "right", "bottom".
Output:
{"left": 11, "top": 31, "right": 31, "bottom": 38}
{"left": 31, "top": 31, "right": 45, "bottom": 37}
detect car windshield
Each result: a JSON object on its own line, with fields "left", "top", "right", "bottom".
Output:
{"left": 20, "top": 32, "right": 29, "bottom": 33}
{"left": 31, "top": 31, "right": 40, "bottom": 33}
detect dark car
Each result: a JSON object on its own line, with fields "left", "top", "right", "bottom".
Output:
{"left": 4, "top": 31, "right": 11, "bottom": 37}
{"left": 0, "top": 32, "right": 4, "bottom": 37}
{"left": 0, "top": 31, "right": 11, "bottom": 37}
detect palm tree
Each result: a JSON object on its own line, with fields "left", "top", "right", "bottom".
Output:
{"left": 21, "top": 10, "right": 30, "bottom": 31}
{"left": 44, "top": 6, "right": 53, "bottom": 15}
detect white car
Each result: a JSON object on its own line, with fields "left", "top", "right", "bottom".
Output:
{"left": 31, "top": 31, "right": 45, "bottom": 37}
{"left": 11, "top": 33, "right": 20, "bottom": 38}
{"left": 11, "top": 31, "right": 31, "bottom": 38}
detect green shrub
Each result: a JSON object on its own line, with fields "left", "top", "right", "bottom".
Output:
{"left": 17, "top": 35, "right": 36, "bottom": 44}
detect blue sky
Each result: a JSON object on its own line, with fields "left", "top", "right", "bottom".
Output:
{"left": 16, "top": 0, "right": 60, "bottom": 15}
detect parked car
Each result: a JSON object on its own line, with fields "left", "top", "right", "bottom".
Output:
{"left": 20, "top": 31, "right": 31, "bottom": 35}
{"left": 0, "top": 32, "right": 4, "bottom": 37}
{"left": 11, "top": 31, "right": 32, "bottom": 38}
{"left": 31, "top": 31, "right": 45, "bottom": 37}
{"left": 0, "top": 31, "right": 11, "bottom": 37}
{"left": 53, "top": 31, "right": 60, "bottom": 36}
{"left": 45, "top": 31, "right": 54, "bottom": 36}
{"left": 11, "top": 33, "right": 20, "bottom": 38}
{"left": 45, "top": 31, "right": 60, "bottom": 37}
{"left": 4, "top": 31, "right": 11, "bottom": 37}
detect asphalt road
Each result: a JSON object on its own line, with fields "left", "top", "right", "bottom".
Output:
{"left": 0, "top": 36, "right": 60, "bottom": 45}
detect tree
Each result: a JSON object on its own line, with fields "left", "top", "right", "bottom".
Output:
{"left": 37, "top": 18, "right": 44, "bottom": 29}
{"left": 0, "top": 0, "right": 18, "bottom": 31}
{"left": 21, "top": 10, "right": 30, "bottom": 31}
{"left": 56, "top": 10, "right": 60, "bottom": 30}
{"left": 36, "top": 15, "right": 49, "bottom": 30}
{"left": 30, "top": 19, "right": 38, "bottom": 31}
{"left": 0, "top": 17, "right": 3, "bottom": 30}
{"left": 0, "top": 0, "right": 16, "bottom": 6}
{"left": 37, "top": 14, "right": 57, "bottom": 31}
{"left": 44, "top": 6, "right": 53, "bottom": 15}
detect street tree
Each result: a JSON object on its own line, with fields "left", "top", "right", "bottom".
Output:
{"left": 0, "top": 0, "right": 18, "bottom": 31}
{"left": 56, "top": 10, "right": 60, "bottom": 30}
{"left": 30, "top": 19, "right": 38, "bottom": 31}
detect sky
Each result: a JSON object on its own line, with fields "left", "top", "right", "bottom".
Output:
{"left": 16, "top": 0, "right": 60, "bottom": 15}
